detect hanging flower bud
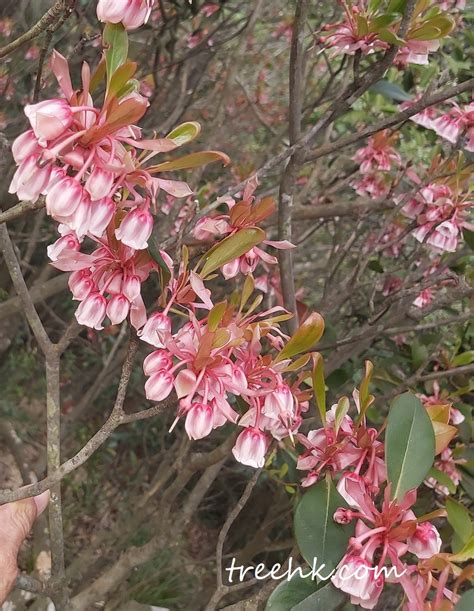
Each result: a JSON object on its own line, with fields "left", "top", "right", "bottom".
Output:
{"left": 138, "top": 312, "right": 171, "bottom": 347}
{"left": 75, "top": 292, "right": 107, "bottom": 330}
{"left": 407, "top": 523, "right": 441, "bottom": 559}
{"left": 185, "top": 403, "right": 214, "bottom": 440}
{"left": 47, "top": 233, "right": 80, "bottom": 262}
{"left": 232, "top": 427, "right": 269, "bottom": 468}
{"left": 143, "top": 350, "right": 173, "bottom": 376}
{"left": 145, "top": 369, "right": 174, "bottom": 401}
{"left": 122, "top": 275, "right": 141, "bottom": 301}
{"left": 115, "top": 207, "right": 153, "bottom": 250}
{"left": 9, "top": 155, "right": 52, "bottom": 202}
{"left": 11, "top": 129, "right": 41, "bottom": 164}
{"left": 24, "top": 99, "right": 73, "bottom": 144}
{"left": 97, "top": 0, "right": 154, "bottom": 31}
{"left": 106, "top": 294, "right": 130, "bottom": 325}
{"left": 69, "top": 270, "right": 95, "bottom": 301}
{"left": 88, "top": 197, "right": 115, "bottom": 237}
{"left": 46, "top": 177, "right": 84, "bottom": 218}
{"left": 85, "top": 168, "right": 115, "bottom": 200}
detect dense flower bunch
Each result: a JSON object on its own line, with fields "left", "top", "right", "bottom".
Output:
{"left": 319, "top": 1, "right": 455, "bottom": 65}
{"left": 294, "top": 365, "right": 468, "bottom": 609}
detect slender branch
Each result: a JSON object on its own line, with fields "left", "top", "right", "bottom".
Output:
{"left": 278, "top": 0, "right": 309, "bottom": 334}
{"left": 0, "top": 1, "right": 75, "bottom": 59}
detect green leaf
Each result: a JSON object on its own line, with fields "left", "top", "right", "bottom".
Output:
{"left": 275, "top": 313, "right": 325, "bottom": 364}
{"left": 312, "top": 353, "right": 326, "bottom": 425}
{"left": 378, "top": 28, "right": 406, "bottom": 46}
{"left": 292, "top": 583, "right": 347, "bottom": 611}
{"left": 103, "top": 23, "right": 129, "bottom": 84}
{"left": 265, "top": 576, "right": 318, "bottom": 611}
{"left": 149, "top": 150, "right": 231, "bottom": 173}
{"left": 370, "top": 80, "right": 412, "bottom": 102}
{"left": 386, "top": 392, "right": 435, "bottom": 500}
{"left": 199, "top": 228, "right": 266, "bottom": 278}
{"left": 449, "top": 535, "right": 474, "bottom": 562}
{"left": 335, "top": 397, "right": 350, "bottom": 435}
{"left": 167, "top": 121, "right": 201, "bottom": 146}
{"left": 446, "top": 498, "right": 473, "bottom": 546}
{"left": 452, "top": 351, "right": 474, "bottom": 367}
{"left": 463, "top": 229, "right": 474, "bottom": 250}
{"left": 208, "top": 301, "right": 227, "bottom": 332}
{"left": 455, "top": 589, "right": 474, "bottom": 611}
{"left": 294, "top": 476, "right": 354, "bottom": 572}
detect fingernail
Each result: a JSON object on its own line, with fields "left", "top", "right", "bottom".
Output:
{"left": 33, "top": 490, "right": 50, "bottom": 516}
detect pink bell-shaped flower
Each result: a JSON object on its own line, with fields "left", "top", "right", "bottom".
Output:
{"left": 47, "top": 233, "right": 80, "bottom": 262}
{"left": 9, "top": 155, "right": 52, "bottom": 202}
{"left": 106, "top": 294, "right": 130, "bottom": 325}
{"left": 232, "top": 427, "right": 269, "bottom": 468}
{"left": 115, "top": 207, "right": 153, "bottom": 250}
{"left": 97, "top": 0, "right": 154, "bottom": 31}
{"left": 143, "top": 350, "right": 173, "bottom": 376}
{"left": 85, "top": 168, "right": 115, "bottom": 200}
{"left": 24, "top": 99, "right": 73, "bottom": 144}
{"left": 69, "top": 270, "right": 95, "bottom": 301}
{"left": 145, "top": 369, "right": 174, "bottom": 401}
{"left": 122, "top": 275, "right": 141, "bottom": 301}
{"left": 138, "top": 312, "right": 171, "bottom": 347}
{"left": 185, "top": 403, "right": 214, "bottom": 440}
{"left": 46, "top": 177, "right": 84, "bottom": 218}
{"left": 75, "top": 292, "right": 107, "bottom": 330}
{"left": 407, "top": 523, "right": 441, "bottom": 559}
{"left": 88, "top": 197, "right": 115, "bottom": 237}
{"left": 11, "top": 130, "right": 41, "bottom": 164}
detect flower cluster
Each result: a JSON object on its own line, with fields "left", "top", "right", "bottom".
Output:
{"left": 140, "top": 283, "right": 321, "bottom": 467}
{"left": 320, "top": 1, "right": 455, "bottom": 66}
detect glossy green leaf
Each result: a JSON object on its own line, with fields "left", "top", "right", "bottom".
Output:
{"left": 275, "top": 313, "right": 325, "bottom": 364}
{"left": 294, "top": 476, "right": 354, "bottom": 572}
{"left": 370, "top": 79, "right": 412, "bottom": 101}
{"left": 386, "top": 392, "right": 435, "bottom": 500}
{"left": 312, "top": 353, "right": 326, "bottom": 425}
{"left": 208, "top": 301, "right": 227, "bottom": 332}
{"left": 167, "top": 121, "right": 201, "bottom": 146}
{"left": 446, "top": 498, "right": 473, "bottom": 546}
{"left": 265, "top": 576, "right": 318, "bottom": 611}
{"left": 450, "top": 535, "right": 474, "bottom": 562}
{"left": 199, "top": 228, "right": 265, "bottom": 278}
{"left": 452, "top": 351, "right": 474, "bottom": 367}
{"left": 378, "top": 28, "right": 406, "bottom": 45}
{"left": 455, "top": 589, "right": 474, "bottom": 610}
{"left": 292, "top": 583, "right": 347, "bottom": 611}
{"left": 103, "top": 23, "right": 129, "bottom": 83}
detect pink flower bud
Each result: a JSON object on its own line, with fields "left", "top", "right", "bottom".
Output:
{"left": 69, "top": 270, "right": 95, "bottom": 301}
{"left": 122, "top": 275, "right": 141, "bottom": 301}
{"left": 106, "top": 294, "right": 130, "bottom": 325}
{"left": 145, "top": 369, "right": 174, "bottom": 401}
{"left": 97, "top": 0, "right": 154, "bottom": 31}
{"left": 263, "top": 384, "right": 294, "bottom": 421}
{"left": 24, "top": 99, "right": 73, "bottom": 144}
{"left": 143, "top": 350, "right": 172, "bottom": 376}
{"left": 9, "top": 155, "right": 52, "bottom": 202}
{"left": 88, "top": 197, "right": 115, "bottom": 237}
{"left": 105, "top": 271, "right": 123, "bottom": 295}
{"left": 138, "top": 312, "right": 171, "bottom": 347}
{"left": 115, "top": 208, "right": 153, "bottom": 250}
{"left": 46, "top": 177, "right": 83, "bottom": 218}
{"left": 185, "top": 403, "right": 214, "bottom": 440}
{"left": 44, "top": 166, "right": 67, "bottom": 194}
{"left": 47, "top": 233, "right": 80, "bottom": 262}
{"left": 67, "top": 193, "right": 92, "bottom": 238}
{"left": 232, "top": 427, "right": 269, "bottom": 468}
{"left": 85, "top": 168, "right": 115, "bottom": 200}
{"left": 407, "top": 522, "right": 441, "bottom": 559}
{"left": 333, "top": 508, "right": 354, "bottom": 525}
{"left": 11, "top": 130, "right": 41, "bottom": 164}
{"left": 75, "top": 292, "right": 107, "bottom": 330}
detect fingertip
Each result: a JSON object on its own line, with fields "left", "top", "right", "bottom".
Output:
{"left": 33, "top": 490, "right": 50, "bottom": 516}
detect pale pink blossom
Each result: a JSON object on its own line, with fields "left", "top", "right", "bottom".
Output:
{"left": 24, "top": 99, "right": 73, "bottom": 144}
{"left": 407, "top": 522, "right": 441, "bottom": 559}
{"left": 115, "top": 207, "right": 154, "bottom": 250}
{"left": 97, "top": 0, "right": 154, "bottom": 30}
{"left": 145, "top": 370, "right": 174, "bottom": 401}
{"left": 9, "top": 155, "right": 52, "bottom": 202}
{"left": 75, "top": 292, "right": 107, "bottom": 330}
{"left": 232, "top": 427, "right": 269, "bottom": 468}
{"left": 185, "top": 403, "right": 214, "bottom": 440}
{"left": 106, "top": 294, "right": 130, "bottom": 325}
{"left": 138, "top": 313, "right": 172, "bottom": 347}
